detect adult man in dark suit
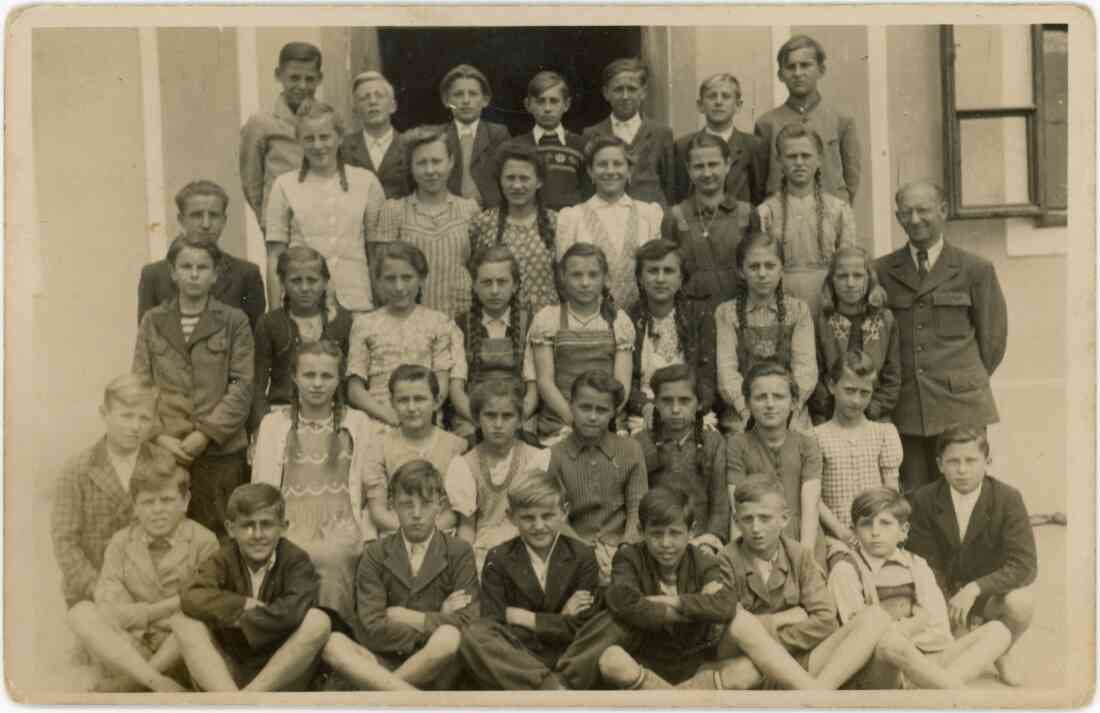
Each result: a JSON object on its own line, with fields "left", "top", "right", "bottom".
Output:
{"left": 874, "top": 180, "right": 1008, "bottom": 491}
{"left": 341, "top": 71, "right": 411, "bottom": 200}
{"left": 137, "top": 180, "right": 265, "bottom": 329}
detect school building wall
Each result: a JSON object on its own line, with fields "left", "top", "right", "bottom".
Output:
{"left": 25, "top": 24, "right": 1068, "bottom": 514}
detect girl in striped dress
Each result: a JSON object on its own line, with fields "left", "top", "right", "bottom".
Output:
{"left": 375, "top": 125, "right": 479, "bottom": 318}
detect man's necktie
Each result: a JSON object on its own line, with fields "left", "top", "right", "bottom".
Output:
{"left": 917, "top": 248, "right": 930, "bottom": 281}
{"left": 459, "top": 131, "right": 480, "bottom": 203}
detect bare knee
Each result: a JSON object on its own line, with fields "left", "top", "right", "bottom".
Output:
{"left": 425, "top": 625, "right": 461, "bottom": 657}
{"left": 716, "top": 656, "right": 762, "bottom": 690}
{"left": 873, "top": 630, "right": 913, "bottom": 668}
{"left": 321, "top": 632, "right": 361, "bottom": 666}
{"left": 1000, "top": 589, "right": 1035, "bottom": 629}
{"left": 857, "top": 606, "right": 894, "bottom": 634}
{"left": 298, "top": 608, "right": 332, "bottom": 647}
{"left": 598, "top": 646, "right": 637, "bottom": 686}
{"left": 170, "top": 614, "right": 210, "bottom": 641}
{"left": 66, "top": 601, "right": 99, "bottom": 632}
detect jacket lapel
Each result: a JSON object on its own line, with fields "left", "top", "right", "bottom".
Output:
{"left": 933, "top": 480, "right": 963, "bottom": 548}
{"left": 352, "top": 133, "right": 375, "bottom": 171}
{"left": 151, "top": 301, "right": 191, "bottom": 357}
{"left": 507, "top": 540, "right": 548, "bottom": 609}
{"left": 409, "top": 532, "right": 449, "bottom": 596}
{"left": 961, "top": 478, "right": 993, "bottom": 548}
{"left": 726, "top": 131, "right": 745, "bottom": 168}
{"left": 915, "top": 243, "right": 963, "bottom": 298}
{"left": 88, "top": 440, "right": 132, "bottom": 510}
{"left": 379, "top": 135, "right": 402, "bottom": 175}
{"left": 187, "top": 300, "right": 227, "bottom": 349}
{"left": 632, "top": 119, "right": 653, "bottom": 150}
{"left": 124, "top": 530, "right": 162, "bottom": 592}
{"left": 886, "top": 246, "right": 922, "bottom": 293}
{"left": 381, "top": 534, "right": 415, "bottom": 593}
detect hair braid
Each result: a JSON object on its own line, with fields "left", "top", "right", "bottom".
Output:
{"left": 779, "top": 175, "right": 788, "bottom": 245}
{"left": 813, "top": 169, "right": 826, "bottom": 263}
{"left": 468, "top": 297, "right": 484, "bottom": 386}
{"left": 693, "top": 414, "right": 706, "bottom": 500}
{"left": 535, "top": 196, "right": 556, "bottom": 255}
{"left": 494, "top": 206, "right": 507, "bottom": 245}
{"left": 337, "top": 152, "right": 349, "bottom": 193}
{"left": 673, "top": 290, "right": 693, "bottom": 364}
{"left": 508, "top": 288, "right": 523, "bottom": 379}
{"left": 601, "top": 285, "right": 618, "bottom": 345}
{"left": 298, "top": 155, "right": 311, "bottom": 184}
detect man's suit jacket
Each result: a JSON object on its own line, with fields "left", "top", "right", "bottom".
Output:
{"left": 907, "top": 476, "right": 1037, "bottom": 599}
{"left": 874, "top": 242, "right": 1007, "bottom": 436}
{"left": 444, "top": 121, "right": 511, "bottom": 209}
{"left": 479, "top": 534, "right": 601, "bottom": 655}
{"left": 583, "top": 117, "right": 675, "bottom": 208}
{"left": 340, "top": 129, "right": 411, "bottom": 200}
{"left": 672, "top": 128, "right": 768, "bottom": 206}
{"left": 137, "top": 246, "right": 266, "bottom": 331}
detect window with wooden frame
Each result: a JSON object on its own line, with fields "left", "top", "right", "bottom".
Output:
{"left": 941, "top": 24, "right": 1067, "bottom": 226}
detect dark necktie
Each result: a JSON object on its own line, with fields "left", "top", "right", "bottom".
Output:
{"left": 917, "top": 248, "right": 930, "bottom": 281}
{"left": 539, "top": 132, "right": 562, "bottom": 147}
{"left": 149, "top": 536, "right": 171, "bottom": 566}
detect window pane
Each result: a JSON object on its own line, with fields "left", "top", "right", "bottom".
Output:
{"left": 954, "top": 25, "right": 1034, "bottom": 110}
{"left": 1042, "top": 26, "right": 1068, "bottom": 209}
{"left": 959, "top": 117, "right": 1031, "bottom": 207}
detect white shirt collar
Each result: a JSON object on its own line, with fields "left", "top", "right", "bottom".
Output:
{"left": 106, "top": 447, "right": 139, "bottom": 493}
{"left": 909, "top": 237, "right": 944, "bottom": 271}
{"left": 482, "top": 308, "right": 510, "bottom": 330}
{"left": 533, "top": 125, "right": 566, "bottom": 145}
{"left": 456, "top": 119, "right": 480, "bottom": 138}
{"left": 245, "top": 547, "right": 278, "bottom": 596}
{"left": 402, "top": 529, "right": 436, "bottom": 576}
{"left": 705, "top": 124, "right": 734, "bottom": 143}
{"left": 523, "top": 533, "right": 561, "bottom": 591}
{"left": 365, "top": 126, "right": 394, "bottom": 146}
{"left": 612, "top": 113, "right": 642, "bottom": 132}
{"left": 950, "top": 482, "right": 984, "bottom": 531}
{"left": 591, "top": 193, "right": 633, "bottom": 210}
{"left": 856, "top": 546, "right": 908, "bottom": 573}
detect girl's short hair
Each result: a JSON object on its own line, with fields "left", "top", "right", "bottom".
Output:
{"left": 373, "top": 241, "right": 430, "bottom": 282}
{"left": 507, "top": 470, "right": 568, "bottom": 512}
{"left": 774, "top": 123, "right": 825, "bottom": 158}
{"left": 685, "top": 131, "right": 732, "bottom": 163}
{"left": 602, "top": 57, "right": 648, "bottom": 87}
{"left": 403, "top": 125, "right": 453, "bottom": 187}
{"left": 227, "top": 482, "right": 286, "bottom": 522}
{"left": 733, "top": 474, "right": 787, "bottom": 509}
{"left": 388, "top": 459, "right": 446, "bottom": 503}
{"left": 130, "top": 447, "right": 189, "bottom": 500}
{"left": 633, "top": 239, "right": 686, "bottom": 282}
{"left": 777, "top": 34, "right": 826, "bottom": 70}
{"left": 935, "top": 423, "right": 991, "bottom": 458}
{"left": 469, "top": 378, "right": 525, "bottom": 422}
{"left": 570, "top": 368, "right": 624, "bottom": 408}
{"left": 440, "top": 64, "right": 491, "bottom": 98}
{"left": 278, "top": 41, "right": 322, "bottom": 70}
{"left": 819, "top": 245, "right": 884, "bottom": 317}
{"left": 734, "top": 230, "right": 785, "bottom": 270}
{"left": 583, "top": 134, "right": 633, "bottom": 170}
{"left": 495, "top": 145, "right": 546, "bottom": 186}
{"left": 352, "top": 70, "right": 395, "bottom": 97}
{"left": 167, "top": 235, "right": 222, "bottom": 268}
{"left": 527, "top": 70, "right": 571, "bottom": 100}
{"left": 649, "top": 363, "right": 697, "bottom": 401}
{"left": 850, "top": 487, "right": 911, "bottom": 528}
{"left": 826, "top": 349, "right": 878, "bottom": 385}
{"left": 174, "top": 180, "right": 228, "bottom": 215}
{"left": 639, "top": 486, "right": 696, "bottom": 531}
{"left": 388, "top": 363, "right": 441, "bottom": 400}
{"left": 103, "top": 373, "right": 158, "bottom": 412}
{"left": 741, "top": 359, "right": 800, "bottom": 404}
{"left": 277, "top": 244, "right": 331, "bottom": 285}
{"left": 698, "top": 72, "right": 742, "bottom": 101}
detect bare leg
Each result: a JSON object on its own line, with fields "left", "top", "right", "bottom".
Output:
{"left": 807, "top": 608, "right": 893, "bottom": 688}
{"left": 986, "top": 588, "right": 1035, "bottom": 686}
{"left": 67, "top": 602, "right": 186, "bottom": 692}
{"left": 873, "top": 629, "right": 963, "bottom": 689}
{"left": 244, "top": 608, "right": 331, "bottom": 692}
{"left": 719, "top": 612, "right": 827, "bottom": 690}
{"left": 597, "top": 646, "right": 673, "bottom": 690}
{"left": 321, "top": 633, "right": 415, "bottom": 691}
{"left": 933, "top": 621, "right": 1012, "bottom": 684}
{"left": 712, "top": 656, "right": 765, "bottom": 690}
{"left": 393, "top": 625, "right": 462, "bottom": 689}
{"left": 146, "top": 633, "right": 183, "bottom": 674}
{"left": 171, "top": 614, "right": 239, "bottom": 691}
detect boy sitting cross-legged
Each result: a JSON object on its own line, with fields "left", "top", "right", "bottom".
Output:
{"left": 67, "top": 450, "right": 219, "bottom": 692}
{"left": 323, "top": 460, "right": 479, "bottom": 690}
{"left": 828, "top": 486, "right": 1012, "bottom": 688}
{"left": 173, "top": 483, "right": 332, "bottom": 691}
{"left": 717, "top": 475, "right": 890, "bottom": 689}
{"left": 459, "top": 471, "right": 601, "bottom": 690}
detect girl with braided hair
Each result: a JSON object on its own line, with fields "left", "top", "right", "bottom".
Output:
{"left": 715, "top": 231, "right": 817, "bottom": 434}
{"left": 468, "top": 147, "right": 560, "bottom": 315}
{"left": 450, "top": 245, "right": 538, "bottom": 440}
{"left": 756, "top": 123, "right": 855, "bottom": 317}
{"left": 251, "top": 339, "right": 375, "bottom": 640}
{"left": 529, "top": 242, "right": 635, "bottom": 443}
{"left": 265, "top": 99, "right": 386, "bottom": 314}
{"left": 625, "top": 239, "right": 717, "bottom": 433}
{"left": 633, "top": 364, "right": 729, "bottom": 553}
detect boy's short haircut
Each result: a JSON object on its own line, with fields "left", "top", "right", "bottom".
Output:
{"left": 278, "top": 41, "right": 322, "bottom": 70}
{"left": 639, "top": 485, "right": 696, "bottom": 531}
{"left": 777, "top": 34, "right": 826, "bottom": 70}
{"left": 388, "top": 459, "right": 446, "bottom": 503}
{"left": 130, "top": 447, "right": 190, "bottom": 500}
{"left": 827, "top": 349, "right": 878, "bottom": 385}
{"left": 440, "top": 64, "right": 491, "bottom": 98}
{"left": 167, "top": 234, "right": 222, "bottom": 268}
{"left": 388, "top": 363, "right": 441, "bottom": 400}
{"left": 935, "top": 423, "right": 991, "bottom": 458}
{"left": 527, "top": 70, "right": 571, "bottom": 100}
{"left": 352, "top": 70, "right": 395, "bottom": 97}
{"left": 507, "top": 470, "right": 569, "bottom": 512}
{"left": 103, "top": 373, "right": 159, "bottom": 411}
{"left": 602, "top": 57, "right": 649, "bottom": 87}
{"left": 698, "top": 72, "right": 742, "bottom": 100}
{"left": 174, "top": 179, "right": 229, "bottom": 215}
{"left": 850, "top": 486, "right": 912, "bottom": 528}
{"left": 733, "top": 474, "right": 788, "bottom": 509}
{"left": 469, "top": 378, "right": 525, "bottom": 421}
{"left": 226, "top": 482, "right": 286, "bottom": 522}
{"left": 569, "top": 369, "right": 624, "bottom": 408}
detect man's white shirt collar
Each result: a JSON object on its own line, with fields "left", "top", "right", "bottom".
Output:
{"left": 533, "top": 125, "right": 566, "bottom": 145}
{"left": 456, "top": 119, "right": 480, "bottom": 138}
{"left": 524, "top": 533, "right": 561, "bottom": 592}
{"left": 909, "top": 237, "right": 944, "bottom": 271}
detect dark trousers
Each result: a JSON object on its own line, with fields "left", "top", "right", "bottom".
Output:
{"left": 188, "top": 450, "right": 248, "bottom": 540}
{"left": 460, "top": 620, "right": 565, "bottom": 690}
{"left": 899, "top": 434, "right": 941, "bottom": 493}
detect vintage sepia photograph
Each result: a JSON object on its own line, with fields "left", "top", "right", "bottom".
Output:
{"left": 4, "top": 3, "right": 1094, "bottom": 707}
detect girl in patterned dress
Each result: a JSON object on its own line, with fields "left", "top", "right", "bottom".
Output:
{"left": 715, "top": 232, "right": 817, "bottom": 433}
{"left": 251, "top": 339, "right": 373, "bottom": 639}
{"left": 264, "top": 100, "right": 386, "bottom": 313}
{"left": 757, "top": 124, "right": 856, "bottom": 317}
{"left": 347, "top": 242, "right": 456, "bottom": 431}
{"left": 375, "top": 126, "right": 479, "bottom": 318}
{"left": 555, "top": 134, "right": 662, "bottom": 310}
{"left": 469, "top": 147, "right": 560, "bottom": 315}
{"left": 444, "top": 379, "right": 550, "bottom": 572}
{"left": 450, "top": 245, "right": 537, "bottom": 440}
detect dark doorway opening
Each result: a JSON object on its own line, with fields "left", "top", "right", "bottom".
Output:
{"left": 376, "top": 27, "right": 643, "bottom": 136}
